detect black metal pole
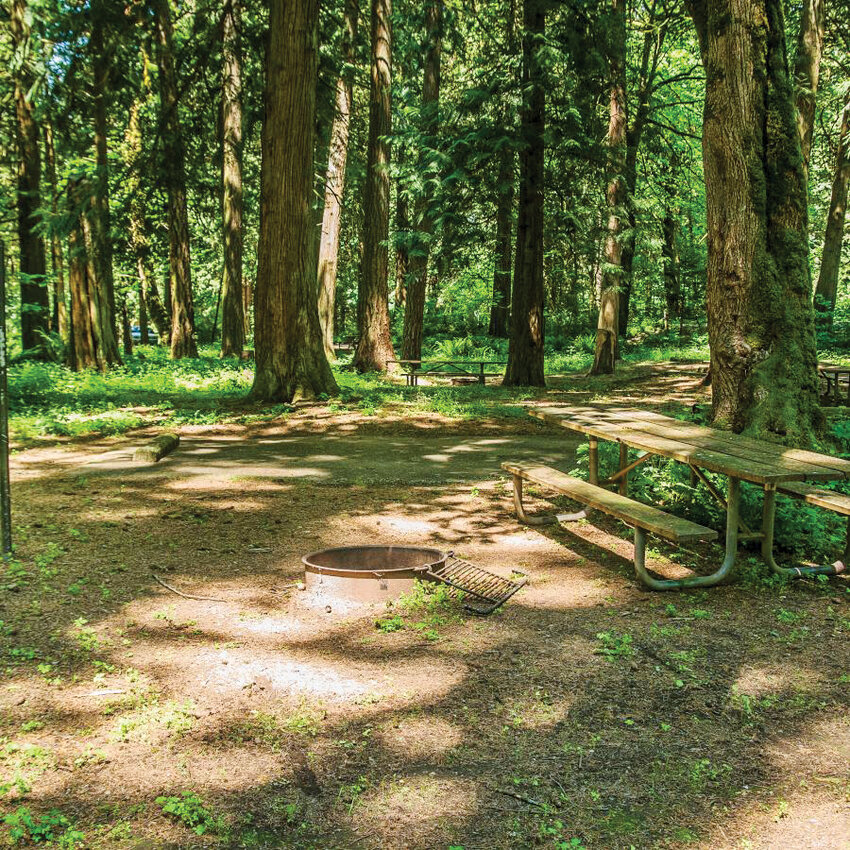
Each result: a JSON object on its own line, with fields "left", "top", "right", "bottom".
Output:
{"left": 0, "top": 242, "right": 12, "bottom": 556}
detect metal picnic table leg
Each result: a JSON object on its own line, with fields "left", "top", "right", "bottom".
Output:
{"left": 761, "top": 483, "right": 846, "bottom": 577}
{"left": 511, "top": 474, "right": 588, "bottom": 525}
{"left": 633, "top": 476, "right": 741, "bottom": 590}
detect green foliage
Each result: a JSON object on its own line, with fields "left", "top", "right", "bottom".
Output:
{"left": 155, "top": 791, "right": 224, "bottom": 836}
{"left": 3, "top": 807, "right": 84, "bottom": 846}
{"left": 594, "top": 630, "right": 634, "bottom": 660}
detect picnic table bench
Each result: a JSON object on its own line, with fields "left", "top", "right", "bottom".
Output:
{"left": 389, "top": 359, "right": 506, "bottom": 387}
{"left": 503, "top": 405, "right": 850, "bottom": 590}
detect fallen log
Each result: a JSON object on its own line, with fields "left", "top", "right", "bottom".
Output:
{"left": 134, "top": 433, "right": 180, "bottom": 463}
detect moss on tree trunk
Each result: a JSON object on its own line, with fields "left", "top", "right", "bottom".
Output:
{"left": 689, "top": 0, "right": 822, "bottom": 447}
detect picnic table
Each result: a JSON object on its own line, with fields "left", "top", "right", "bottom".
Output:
{"left": 818, "top": 366, "right": 850, "bottom": 404}
{"left": 389, "top": 359, "right": 506, "bottom": 387}
{"left": 515, "top": 405, "right": 850, "bottom": 589}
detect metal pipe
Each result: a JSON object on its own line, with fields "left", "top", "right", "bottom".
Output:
{"left": 633, "top": 477, "right": 740, "bottom": 590}
{"left": 761, "top": 483, "right": 845, "bottom": 577}
{"left": 512, "top": 474, "right": 587, "bottom": 526}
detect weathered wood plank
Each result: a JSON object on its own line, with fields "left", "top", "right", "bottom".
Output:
{"left": 562, "top": 411, "right": 841, "bottom": 482}
{"left": 530, "top": 409, "right": 802, "bottom": 484}
{"left": 551, "top": 405, "right": 850, "bottom": 479}
{"left": 777, "top": 481, "right": 850, "bottom": 515}
{"left": 502, "top": 462, "right": 717, "bottom": 543}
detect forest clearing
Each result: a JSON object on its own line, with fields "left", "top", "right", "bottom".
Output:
{"left": 0, "top": 360, "right": 848, "bottom": 849}
{"left": 2, "top": 0, "right": 850, "bottom": 846}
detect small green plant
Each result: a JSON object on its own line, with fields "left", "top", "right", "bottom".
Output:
{"left": 3, "top": 807, "right": 84, "bottom": 846}
{"left": 594, "top": 631, "right": 634, "bottom": 660}
{"left": 375, "top": 613, "right": 405, "bottom": 633}
{"left": 156, "top": 791, "right": 224, "bottom": 835}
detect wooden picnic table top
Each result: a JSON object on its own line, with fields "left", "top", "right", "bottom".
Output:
{"left": 531, "top": 405, "right": 850, "bottom": 486}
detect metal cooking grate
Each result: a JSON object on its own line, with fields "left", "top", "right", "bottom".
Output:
{"left": 426, "top": 555, "right": 527, "bottom": 616}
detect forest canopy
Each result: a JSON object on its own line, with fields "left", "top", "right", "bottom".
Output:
{"left": 0, "top": 0, "right": 848, "bottom": 443}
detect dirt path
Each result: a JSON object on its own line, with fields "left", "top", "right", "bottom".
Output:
{"left": 1, "top": 377, "right": 849, "bottom": 849}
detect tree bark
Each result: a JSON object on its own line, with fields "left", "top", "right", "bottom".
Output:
{"left": 318, "top": 0, "right": 359, "bottom": 361}
{"left": 688, "top": 0, "right": 822, "bottom": 445}
{"left": 220, "top": 0, "right": 245, "bottom": 358}
{"left": 125, "top": 97, "right": 170, "bottom": 344}
{"left": 89, "top": 11, "right": 119, "bottom": 351}
{"left": 401, "top": 0, "right": 443, "bottom": 362}
{"left": 43, "top": 118, "right": 67, "bottom": 342}
{"left": 793, "top": 0, "right": 824, "bottom": 177}
{"left": 67, "top": 180, "right": 121, "bottom": 371}
{"left": 488, "top": 144, "right": 513, "bottom": 338}
{"left": 617, "top": 4, "right": 670, "bottom": 336}
{"left": 153, "top": 0, "right": 198, "bottom": 359}
{"left": 813, "top": 89, "right": 850, "bottom": 324}
{"left": 354, "top": 0, "right": 396, "bottom": 372}
{"left": 504, "top": 0, "right": 545, "bottom": 387}
{"left": 250, "top": 0, "right": 337, "bottom": 401}
{"left": 10, "top": 0, "right": 50, "bottom": 355}
{"left": 590, "top": 0, "right": 627, "bottom": 376}
{"left": 661, "top": 203, "right": 681, "bottom": 329}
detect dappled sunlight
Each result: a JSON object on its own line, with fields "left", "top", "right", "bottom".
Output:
{"left": 350, "top": 775, "right": 481, "bottom": 846}
{"left": 377, "top": 716, "right": 464, "bottom": 761}
{"left": 3, "top": 391, "right": 849, "bottom": 847}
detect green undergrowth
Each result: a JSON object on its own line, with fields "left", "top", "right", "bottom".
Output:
{"left": 5, "top": 333, "right": 711, "bottom": 443}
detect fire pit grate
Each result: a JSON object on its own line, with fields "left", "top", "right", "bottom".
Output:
{"left": 426, "top": 555, "right": 527, "bottom": 616}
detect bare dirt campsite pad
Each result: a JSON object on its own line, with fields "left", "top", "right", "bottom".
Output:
{"left": 1, "top": 367, "right": 849, "bottom": 849}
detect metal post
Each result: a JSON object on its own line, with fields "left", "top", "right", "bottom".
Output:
{"left": 0, "top": 243, "right": 12, "bottom": 557}
{"left": 588, "top": 437, "right": 599, "bottom": 485}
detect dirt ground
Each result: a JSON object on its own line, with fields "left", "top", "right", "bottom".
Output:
{"left": 1, "top": 364, "right": 849, "bottom": 849}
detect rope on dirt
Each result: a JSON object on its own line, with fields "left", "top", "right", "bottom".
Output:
{"left": 151, "top": 573, "right": 229, "bottom": 603}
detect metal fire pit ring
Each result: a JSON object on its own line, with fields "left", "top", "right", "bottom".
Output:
{"left": 302, "top": 545, "right": 448, "bottom": 604}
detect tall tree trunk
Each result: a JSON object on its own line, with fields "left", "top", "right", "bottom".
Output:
{"left": 67, "top": 180, "right": 121, "bottom": 371}
{"left": 90, "top": 12, "right": 118, "bottom": 346}
{"left": 10, "top": 0, "right": 50, "bottom": 355}
{"left": 688, "top": 0, "right": 822, "bottom": 445}
{"left": 153, "top": 0, "right": 198, "bottom": 359}
{"left": 43, "top": 118, "right": 67, "bottom": 342}
{"left": 590, "top": 0, "right": 627, "bottom": 376}
{"left": 504, "top": 0, "right": 545, "bottom": 387}
{"left": 250, "top": 0, "right": 337, "bottom": 401}
{"left": 394, "top": 165, "right": 410, "bottom": 310}
{"left": 813, "top": 89, "right": 850, "bottom": 324}
{"left": 220, "top": 0, "right": 245, "bottom": 358}
{"left": 488, "top": 145, "right": 513, "bottom": 337}
{"left": 661, "top": 203, "right": 681, "bottom": 328}
{"left": 793, "top": 0, "right": 824, "bottom": 177}
{"left": 617, "top": 7, "right": 669, "bottom": 336}
{"left": 125, "top": 97, "right": 170, "bottom": 344}
{"left": 318, "top": 0, "right": 358, "bottom": 361}
{"left": 401, "top": 0, "right": 443, "bottom": 362}
{"left": 354, "top": 0, "right": 396, "bottom": 372}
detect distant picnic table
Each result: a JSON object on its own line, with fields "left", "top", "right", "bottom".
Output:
{"left": 504, "top": 405, "right": 850, "bottom": 590}
{"left": 389, "top": 359, "right": 506, "bottom": 387}
{"left": 818, "top": 365, "right": 850, "bottom": 404}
